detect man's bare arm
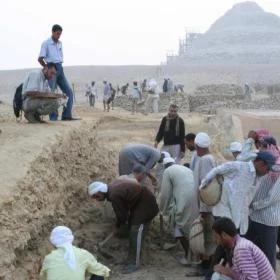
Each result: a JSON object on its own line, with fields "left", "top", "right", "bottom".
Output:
{"left": 38, "top": 57, "right": 46, "bottom": 67}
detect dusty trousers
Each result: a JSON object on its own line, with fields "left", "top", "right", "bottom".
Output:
{"left": 23, "top": 97, "right": 60, "bottom": 123}
{"left": 145, "top": 94, "right": 159, "bottom": 113}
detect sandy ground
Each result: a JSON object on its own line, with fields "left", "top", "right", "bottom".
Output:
{"left": 0, "top": 101, "right": 279, "bottom": 279}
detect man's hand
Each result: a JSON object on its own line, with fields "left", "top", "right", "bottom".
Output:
{"left": 199, "top": 178, "right": 209, "bottom": 190}
{"left": 214, "top": 264, "right": 236, "bottom": 278}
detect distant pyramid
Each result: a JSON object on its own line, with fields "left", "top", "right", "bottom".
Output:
{"left": 168, "top": 1, "right": 280, "bottom": 64}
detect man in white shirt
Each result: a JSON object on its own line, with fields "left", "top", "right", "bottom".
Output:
{"left": 145, "top": 78, "right": 160, "bottom": 114}
{"left": 202, "top": 151, "right": 274, "bottom": 235}
{"left": 85, "top": 81, "right": 97, "bottom": 107}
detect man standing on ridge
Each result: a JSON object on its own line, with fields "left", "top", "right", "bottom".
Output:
{"left": 38, "top": 24, "right": 79, "bottom": 121}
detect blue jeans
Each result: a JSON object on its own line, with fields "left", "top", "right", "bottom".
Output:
{"left": 48, "top": 63, "right": 73, "bottom": 120}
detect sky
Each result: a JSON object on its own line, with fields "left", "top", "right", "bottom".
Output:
{"left": 0, "top": 0, "right": 280, "bottom": 70}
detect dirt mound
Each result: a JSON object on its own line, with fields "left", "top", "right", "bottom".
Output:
{"left": 0, "top": 107, "right": 212, "bottom": 279}
{"left": 0, "top": 118, "right": 117, "bottom": 279}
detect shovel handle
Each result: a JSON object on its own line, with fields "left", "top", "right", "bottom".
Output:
{"left": 98, "top": 232, "right": 114, "bottom": 248}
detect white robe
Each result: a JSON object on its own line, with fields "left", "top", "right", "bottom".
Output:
{"left": 160, "top": 164, "right": 199, "bottom": 236}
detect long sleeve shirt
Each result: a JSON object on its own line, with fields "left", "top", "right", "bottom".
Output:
{"left": 118, "top": 143, "right": 161, "bottom": 175}
{"left": 250, "top": 173, "right": 280, "bottom": 226}
{"left": 155, "top": 116, "right": 185, "bottom": 152}
{"left": 40, "top": 246, "right": 110, "bottom": 280}
{"left": 108, "top": 178, "right": 159, "bottom": 226}
{"left": 232, "top": 235, "right": 276, "bottom": 280}
{"left": 204, "top": 161, "right": 259, "bottom": 235}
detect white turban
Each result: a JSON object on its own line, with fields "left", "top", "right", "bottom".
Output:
{"left": 195, "top": 132, "right": 211, "bottom": 148}
{"left": 163, "top": 157, "right": 175, "bottom": 165}
{"left": 50, "top": 226, "right": 76, "bottom": 270}
{"left": 161, "top": 151, "right": 171, "bottom": 158}
{"left": 88, "top": 181, "right": 108, "bottom": 196}
{"left": 230, "top": 141, "right": 242, "bottom": 152}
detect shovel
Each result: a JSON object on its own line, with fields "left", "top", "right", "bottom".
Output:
{"left": 98, "top": 232, "right": 114, "bottom": 248}
{"left": 136, "top": 224, "right": 144, "bottom": 269}
{"left": 90, "top": 232, "right": 114, "bottom": 259}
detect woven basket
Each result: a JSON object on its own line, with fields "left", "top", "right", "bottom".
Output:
{"left": 199, "top": 177, "right": 222, "bottom": 206}
{"left": 27, "top": 91, "right": 63, "bottom": 99}
{"left": 189, "top": 218, "right": 205, "bottom": 255}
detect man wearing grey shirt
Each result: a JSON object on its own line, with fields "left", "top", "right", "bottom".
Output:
{"left": 118, "top": 143, "right": 165, "bottom": 188}
{"left": 22, "top": 63, "right": 60, "bottom": 123}
{"left": 38, "top": 24, "right": 78, "bottom": 121}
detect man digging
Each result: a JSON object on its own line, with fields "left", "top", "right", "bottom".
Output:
{"left": 88, "top": 178, "right": 159, "bottom": 274}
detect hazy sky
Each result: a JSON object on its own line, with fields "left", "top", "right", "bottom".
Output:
{"left": 0, "top": 0, "right": 279, "bottom": 70}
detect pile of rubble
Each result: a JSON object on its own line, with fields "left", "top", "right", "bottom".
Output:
{"left": 194, "top": 84, "right": 243, "bottom": 95}
{"left": 114, "top": 92, "right": 190, "bottom": 113}
{"left": 114, "top": 90, "right": 280, "bottom": 115}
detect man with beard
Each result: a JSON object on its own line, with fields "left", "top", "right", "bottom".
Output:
{"left": 155, "top": 103, "right": 185, "bottom": 163}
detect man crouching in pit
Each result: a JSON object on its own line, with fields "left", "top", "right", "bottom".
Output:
{"left": 22, "top": 63, "right": 63, "bottom": 123}
{"left": 88, "top": 178, "right": 159, "bottom": 274}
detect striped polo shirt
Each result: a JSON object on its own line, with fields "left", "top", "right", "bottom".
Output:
{"left": 250, "top": 173, "right": 280, "bottom": 226}
{"left": 232, "top": 235, "right": 276, "bottom": 280}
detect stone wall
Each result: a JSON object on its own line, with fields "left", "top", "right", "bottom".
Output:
{"left": 114, "top": 92, "right": 280, "bottom": 115}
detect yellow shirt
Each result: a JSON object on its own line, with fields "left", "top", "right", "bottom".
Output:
{"left": 40, "top": 246, "right": 110, "bottom": 280}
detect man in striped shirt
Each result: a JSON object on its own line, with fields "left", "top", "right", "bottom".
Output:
{"left": 202, "top": 151, "right": 275, "bottom": 235}
{"left": 246, "top": 137, "right": 280, "bottom": 270}
{"left": 212, "top": 217, "right": 276, "bottom": 280}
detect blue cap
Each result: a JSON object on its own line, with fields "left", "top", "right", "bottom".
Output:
{"left": 256, "top": 151, "right": 276, "bottom": 170}
{"left": 260, "top": 136, "right": 277, "bottom": 146}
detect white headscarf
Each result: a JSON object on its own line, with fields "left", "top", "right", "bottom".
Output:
{"left": 88, "top": 181, "right": 108, "bottom": 196}
{"left": 50, "top": 226, "right": 76, "bottom": 270}
{"left": 161, "top": 151, "right": 171, "bottom": 158}
{"left": 163, "top": 157, "right": 175, "bottom": 165}
{"left": 195, "top": 132, "right": 211, "bottom": 148}
{"left": 230, "top": 141, "right": 242, "bottom": 152}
